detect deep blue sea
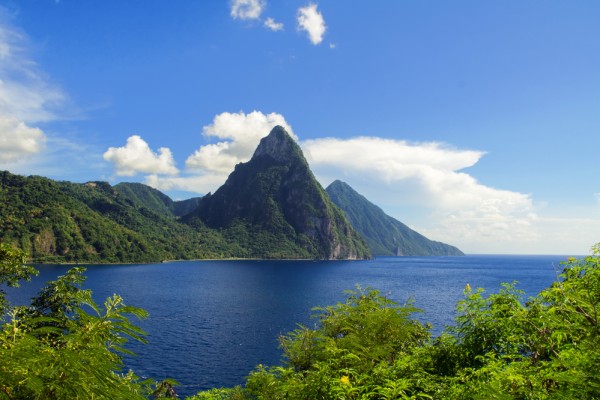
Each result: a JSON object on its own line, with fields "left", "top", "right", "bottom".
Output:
{"left": 5, "top": 255, "right": 569, "bottom": 397}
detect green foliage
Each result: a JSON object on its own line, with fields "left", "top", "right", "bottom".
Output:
{"left": 192, "top": 249, "right": 600, "bottom": 399}
{"left": 326, "top": 180, "right": 464, "bottom": 256}
{"left": 0, "top": 243, "right": 37, "bottom": 313}
{"left": 0, "top": 244, "right": 180, "bottom": 399}
{"left": 183, "top": 128, "right": 371, "bottom": 260}
{"left": 0, "top": 170, "right": 238, "bottom": 263}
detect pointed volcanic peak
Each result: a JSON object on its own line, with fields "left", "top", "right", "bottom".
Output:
{"left": 326, "top": 180, "right": 464, "bottom": 256}
{"left": 252, "top": 125, "right": 304, "bottom": 164}
{"left": 183, "top": 126, "right": 371, "bottom": 260}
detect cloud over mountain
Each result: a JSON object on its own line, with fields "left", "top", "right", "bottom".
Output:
{"left": 0, "top": 116, "right": 45, "bottom": 162}
{"left": 103, "top": 135, "right": 178, "bottom": 177}
{"left": 186, "top": 111, "right": 295, "bottom": 174}
{"left": 302, "top": 136, "right": 536, "bottom": 253}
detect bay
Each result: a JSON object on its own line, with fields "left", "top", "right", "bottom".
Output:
{"left": 6, "top": 255, "right": 568, "bottom": 397}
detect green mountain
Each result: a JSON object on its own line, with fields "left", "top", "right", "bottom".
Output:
{"left": 325, "top": 180, "right": 464, "bottom": 256}
{"left": 0, "top": 171, "right": 232, "bottom": 263}
{"left": 114, "top": 182, "right": 202, "bottom": 217}
{"left": 183, "top": 126, "right": 371, "bottom": 260}
{"left": 114, "top": 182, "right": 176, "bottom": 217}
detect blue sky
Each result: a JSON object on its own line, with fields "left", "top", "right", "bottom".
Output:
{"left": 0, "top": 0, "right": 599, "bottom": 254}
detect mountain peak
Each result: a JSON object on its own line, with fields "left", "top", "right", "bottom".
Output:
{"left": 184, "top": 126, "right": 371, "bottom": 260}
{"left": 252, "top": 125, "right": 301, "bottom": 164}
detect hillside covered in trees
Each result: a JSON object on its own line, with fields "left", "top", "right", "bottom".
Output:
{"left": 1, "top": 127, "right": 470, "bottom": 263}
{"left": 0, "top": 170, "right": 233, "bottom": 263}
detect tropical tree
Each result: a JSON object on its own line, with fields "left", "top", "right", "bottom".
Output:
{"left": 0, "top": 243, "right": 155, "bottom": 399}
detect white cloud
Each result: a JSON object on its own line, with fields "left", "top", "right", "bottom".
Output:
{"left": 264, "top": 17, "right": 284, "bottom": 31}
{"left": 0, "top": 10, "right": 64, "bottom": 166}
{"left": 302, "top": 136, "right": 538, "bottom": 253}
{"left": 0, "top": 115, "right": 45, "bottom": 162}
{"left": 297, "top": 3, "right": 326, "bottom": 45}
{"left": 186, "top": 111, "right": 295, "bottom": 174}
{"left": 230, "top": 0, "right": 265, "bottom": 20}
{"left": 145, "top": 173, "right": 229, "bottom": 195}
{"left": 103, "top": 135, "right": 179, "bottom": 177}
{"left": 140, "top": 111, "right": 295, "bottom": 194}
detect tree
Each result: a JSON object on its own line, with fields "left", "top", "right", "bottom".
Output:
{"left": 0, "top": 243, "right": 154, "bottom": 399}
{"left": 193, "top": 248, "right": 600, "bottom": 399}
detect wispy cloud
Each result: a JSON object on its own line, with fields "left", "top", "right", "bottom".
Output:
{"left": 264, "top": 17, "right": 284, "bottom": 31}
{"left": 103, "top": 135, "right": 178, "bottom": 176}
{"left": 230, "top": 0, "right": 265, "bottom": 20}
{"left": 297, "top": 3, "right": 326, "bottom": 45}
{"left": 0, "top": 8, "right": 65, "bottom": 166}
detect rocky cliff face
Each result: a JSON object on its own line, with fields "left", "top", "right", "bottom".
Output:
{"left": 184, "top": 126, "right": 371, "bottom": 260}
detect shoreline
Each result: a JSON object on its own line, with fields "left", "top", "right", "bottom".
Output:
{"left": 29, "top": 256, "right": 369, "bottom": 266}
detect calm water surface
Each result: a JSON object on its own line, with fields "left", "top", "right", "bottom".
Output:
{"left": 6, "top": 255, "right": 567, "bottom": 397}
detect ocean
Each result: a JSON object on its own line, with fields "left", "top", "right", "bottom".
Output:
{"left": 5, "top": 255, "right": 569, "bottom": 397}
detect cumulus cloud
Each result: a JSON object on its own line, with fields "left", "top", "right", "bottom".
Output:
{"left": 186, "top": 111, "right": 295, "bottom": 174}
{"left": 103, "top": 135, "right": 179, "bottom": 177}
{"left": 230, "top": 0, "right": 265, "bottom": 20}
{"left": 0, "top": 10, "right": 64, "bottom": 166}
{"left": 264, "top": 17, "right": 284, "bottom": 31}
{"left": 0, "top": 115, "right": 46, "bottom": 162}
{"left": 297, "top": 3, "right": 326, "bottom": 45}
{"left": 140, "top": 111, "right": 295, "bottom": 194}
{"left": 302, "top": 136, "right": 537, "bottom": 253}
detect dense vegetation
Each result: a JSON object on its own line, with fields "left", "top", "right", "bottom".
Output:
{"left": 0, "top": 242, "right": 178, "bottom": 399}
{"left": 1, "top": 242, "right": 599, "bottom": 398}
{"left": 326, "top": 180, "right": 464, "bottom": 256}
{"left": 191, "top": 247, "right": 600, "bottom": 399}
{"left": 184, "top": 127, "right": 371, "bottom": 260}
{"left": 1, "top": 132, "right": 372, "bottom": 262}
{"left": 0, "top": 171, "right": 234, "bottom": 262}
{"left": 114, "top": 182, "right": 202, "bottom": 218}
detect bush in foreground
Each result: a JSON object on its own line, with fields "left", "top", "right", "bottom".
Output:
{"left": 0, "top": 243, "right": 176, "bottom": 399}
{"left": 2, "top": 242, "right": 599, "bottom": 399}
{"left": 192, "top": 247, "right": 600, "bottom": 399}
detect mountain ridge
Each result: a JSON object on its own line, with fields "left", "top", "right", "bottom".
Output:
{"left": 0, "top": 128, "right": 464, "bottom": 262}
{"left": 326, "top": 180, "right": 464, "bottom": 256}
{"left": 0, "top": 171, "right": 231, "bottom": 262}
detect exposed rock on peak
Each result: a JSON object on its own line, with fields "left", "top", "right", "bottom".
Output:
{"left": 252, "top": 125, "right": 301, "bottom": 164}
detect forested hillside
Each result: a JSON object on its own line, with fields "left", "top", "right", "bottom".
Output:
{"left": 183, "top": 126, "right": 371, "bottom": 260}
{"left": 114, "top": 182, "right": 202, "bottom": 218}
{"left": 0, "top": 171, "right": 232, "bottom": 263}
{"left": 326, "top": 180, "right": 463, "bottom": 256}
